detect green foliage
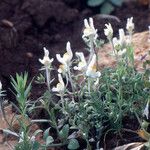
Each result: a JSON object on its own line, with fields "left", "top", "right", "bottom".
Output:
{"left": 59, "top": 124, "right": 69, "bottom": 140}
{"left": 68, "top": 139, "right": 79, "bottom": 150}
{"left": 43, "top": 127, "right": 51, "bottom": 141}
{"left": 15, "top": 141, "right": 32, "bottom": 150}
{"left": 15, "top": 140, "right": 40, "bottom": 150}
{"left": 11, "top": 72, "right": 32, "bottom": 114}
{"left": 46, "top": 136, "right": 54, "bottom": 146}
{"left": 87, "top": 0, "right": 123, "bottom": 14}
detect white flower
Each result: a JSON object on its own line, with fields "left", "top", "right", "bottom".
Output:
{"left": 52, "top": 74, "right": 65, "bottom": 94}
{"left": 117, "top": 48, "right": 127, "bottom": 56}
{"left": 126, "top": 17, "right": 134, "bottom": 33}
{"left": 112, "top": 37, "right": 120, "bottom": 51}
{"left": 86, "top": 54, "right": 101, "bottom": 78}
{"left": 39, "top": 47, "right": 54, "bottom": 66}
{"left": 0, "top": 81, "right": 2, "bottom": 91}
{"left": 58, "top": 63, "right": 68, "bottom": 74}
{"left": 112, "top": 29, "right": 126, "bottom": 52}
{"left": 82, "top": 17, "right": 98, "bottom": 39}
{"left": 104, "top": 23, "right": 113, "bottom": 40}
{"left": 112, "top": 37, "right": 127, "bottom": 56}
{"left": 56, "top": 41, "right": 73, "bottom": 64}
{"left": 56, "top": 41, "right": 73, "bottom": 74}
{"left": 74, "top": 52, "right": 87, "bottom": 71}
{"left": 119, "top": 29, "right": 126, "bottom": 46}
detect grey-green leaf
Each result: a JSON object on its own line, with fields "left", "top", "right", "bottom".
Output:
{"left": 59, "top": 124, "right": 69, "bottom": 140}
{"left": 46, "top": 136, "right": 54, "bottom": 146}
{"left": 87, "top": 0, "right": 105, "bottom": 7}
{"left": 43, "top": 127, "right": 51, "bottom": 141}
{"left": 32, "top": 141, "right": 40, "bottom": 150}
{"left": 100, "top": 2, "right": 114, "bottom": 14}
{"left": 68, "top": 139, "right": 79, "bottom": 150}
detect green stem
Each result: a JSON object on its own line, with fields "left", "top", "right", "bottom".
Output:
{"left": 88, "top": 78, "right": 91, "bottom": 96}
{"left": 106, "top": 75, "right": 111, "bottom": 102}
{"left": 67, "top": 66, "right": 75, "bottom": 102}
{"left": 60, "top": 94, "right": 65, "bottom": 113}
{"left": 110, "top": 40, "right": 118, "bottom": 60}
{"left": 46, "top": 67, "right": 50, "bottom": 91}
{"left": 87, "top": 38, "right": 95, "bottom": 65}
{"left": 86, "top": 139, "right": 92, "bottom": 150}
{"left": 129, "top": 32, "right": 132, "bottom": 44}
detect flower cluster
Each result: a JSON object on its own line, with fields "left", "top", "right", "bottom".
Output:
{"left": 126, "top": 17, "right": 134, "bottom": 34}
{"left": 86, "top": 54, "right": 101, "bottom": 78}
{"left": 74, "top": 52, "right": 87, "bottom": 71}
{"left": 82, "top": 17, "right": 98, "bottom": 41}
{"left": 39, "top": 17, "right": 101, "bottom": 96}
{"left": 104, "top": 17, "right": 135, "bottom": 57}
{"left": 104, "top": 23, "right": 113, "bottom": 41}
{"left": 112, "top": 29, "right": 127, "bottom": 56}
{"left": 56, "top": 41, "right": 73, "bottom": 75}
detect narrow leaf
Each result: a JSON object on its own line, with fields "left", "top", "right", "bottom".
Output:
{"left": 59, "top": 124, "right": 69, "bottom": 140}
{"left": 43, "top": 127, "right": 51, "bottom": 141}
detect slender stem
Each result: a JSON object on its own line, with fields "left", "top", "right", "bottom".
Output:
{"left": 88, "top": 78, "right": 91, "bottom": 96}
{"left": 118, "top": 72, "right": 123, "bottom": 107}
{"left": 134, "top": 111, "right": 142, "bottom": 126}
{"left": 129, "top": 32, "right": 132, "bottom": 44}
{"left": 88, "top": 38, "right": 95, "bottom": 65}
{"left": 65, "top": 74, "right": 69, "bottom": 87}
{"left": 106, "top": 76, "right": 111, "bottom": 102}
{"left": 67, "top": 66, "right": 75, "bottom": 102}
{"left": 46, "top": 67, "right": 50, "bottom": 91}
{"left": 109, "top": 39, "right": 118, "bottom": 62}
{"left": 86, "top": 139, "right": 92, "bottom": 150}
{"left": 60, "top": 94, "right": 65, "bottom": 113}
